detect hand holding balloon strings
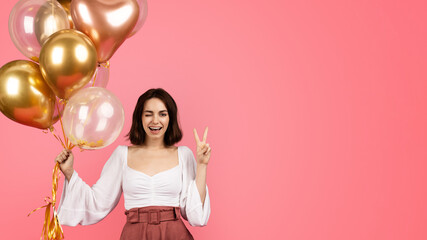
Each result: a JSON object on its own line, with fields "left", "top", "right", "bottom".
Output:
{"left": 3, "top": 1, "right": 147, "bottom": 239}
{"left": 55, "top": 149, "right": 74, "bottom": 181}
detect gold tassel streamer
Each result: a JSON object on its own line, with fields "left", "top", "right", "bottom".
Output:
{"left": 28, "top": 162, "right": 64, "bottom": 240}
{"left": 29, "top": 99, "right": 74, "bottom": 239}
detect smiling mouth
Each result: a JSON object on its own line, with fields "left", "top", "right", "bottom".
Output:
{"left": 148, "top": 127, "right": 162, "bottom": 131}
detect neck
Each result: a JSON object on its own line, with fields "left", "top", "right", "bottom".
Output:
{"left": 143, "top": 136, "right": 166, "bottom": 149}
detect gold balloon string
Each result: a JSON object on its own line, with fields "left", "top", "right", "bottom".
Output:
{"left": 60, "top": 112, "right": 69, "bottom": 148}
{"left": 56, "top": 100, "right": 75, "bottom": 150}
{"left": 48, "top": 127, "right": 66, "bottom": 149}
{"left": 59, "top": 114, "right": 69, "bottom": 149}
{"left": 28, "top": 162, "right": 64, "bottom": 240}
{"left": 43, "top": 128, "right": 65, "bottom": 149}
{"left": 46, "top": 100, "right": 72, "bottom": 149}
{"left": 29, "top": 102, "right": 76, "bottom": 240}
{"left": 102, "top": 61, "right": 110, "bottom": 69}
{"left": 91, "top": 61, "right": 110, "bottom": 87}
{"left": 91, "top": 67, "right": 99, "bottom": 87}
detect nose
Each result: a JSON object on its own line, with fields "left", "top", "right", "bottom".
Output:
{"left": 152, "top": 114, "right": 159, "bottom": 124}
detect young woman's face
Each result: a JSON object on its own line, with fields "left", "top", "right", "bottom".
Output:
{"left": 142, "top": 98, "right": 170, "bottom": 140}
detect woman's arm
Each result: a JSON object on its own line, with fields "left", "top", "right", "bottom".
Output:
{"left": 193, "top": 127, "right": 211, "bottom": 207}
{"left": 196, "top": 164, "right": 208, "bottom": 206}
{"left": 56, "top": 146, "right": 125, "bottom": 226}
{"left": 180, "top": 145, "right": 211, "bottom": 227}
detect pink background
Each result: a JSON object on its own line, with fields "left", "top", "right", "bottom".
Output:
{"left": 1, "top": 0, "right": 427, "bottom": 239}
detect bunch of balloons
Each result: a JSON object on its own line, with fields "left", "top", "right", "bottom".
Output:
{"left": 0, "top": 0, "right": 148, "bottom": 149}
{"left": 0, "top": 1, "right": 148, "bottom": 239}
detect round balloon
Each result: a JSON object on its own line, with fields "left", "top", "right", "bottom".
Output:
{"left": 56, "top": 0, "right": 74, "bottom": 28}
{"left": 39, "top": 29, "right": 97, "bottom": 100}
{"left": 62, "top": 87, "right": 124, "bottom": 149}
{"left": 34, "top": 0, "right": 70, "bottom": 46}
{"left": 0, "top": 60, "right": 56, "bottom": 129}
{"left": 83, "top": 62, "right": 110, "bottom": 89}
{"left": 9, "top": 0, "right": 70, "bottom": 61}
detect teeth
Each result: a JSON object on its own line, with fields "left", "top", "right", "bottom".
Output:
{"left": 149, "top": 127, "right": 161, "bottom": 130}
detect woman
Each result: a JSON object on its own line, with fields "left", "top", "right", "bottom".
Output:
{"left": 55, "top": 88, "right": 211, "bottom": 239}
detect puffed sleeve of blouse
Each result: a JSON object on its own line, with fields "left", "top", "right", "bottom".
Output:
{"left": 57, "top": 145, "right": 125, "bottom": 226}
{"left": 179, "top": 146, "right": 211, "bottom": 227}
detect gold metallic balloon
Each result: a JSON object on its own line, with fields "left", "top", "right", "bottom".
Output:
{"left": 0, "top": 60, "right": 55, "bottom": 129}
{"left": 70, "top": 0, "right": 139, "bottom": 63}
{"left": 57, "top": 0, "right": 74, "bottom": 28}
{"left": 39, "top": 29, "right": 97, "bottom": 100}
{"left": 34, "top": 0, "right": 70, "bottom": 46}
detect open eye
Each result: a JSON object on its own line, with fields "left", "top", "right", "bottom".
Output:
{"left": 160, "top": 113, "right": 167, "bottom": 117}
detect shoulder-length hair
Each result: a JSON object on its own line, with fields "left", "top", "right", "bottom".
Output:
{"left": 127, "top": 88, "right": 182, "bottom": 146}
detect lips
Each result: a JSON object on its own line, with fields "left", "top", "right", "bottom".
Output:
{"left": 148, "top": 126, "right": 162, "bottom": 131}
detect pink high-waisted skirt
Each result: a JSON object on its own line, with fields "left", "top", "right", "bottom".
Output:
{"left": 120, "top": 206, "right": 194, "bottom": 240}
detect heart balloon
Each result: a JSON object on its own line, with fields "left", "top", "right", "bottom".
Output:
{"left": 70, "top": 0, "right": 139, "bottom": 63}
{"left": 128, "top": 0, "right": 148, "bottom": 38}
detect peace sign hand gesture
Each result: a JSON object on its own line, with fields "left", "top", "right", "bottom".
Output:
{"left": 193, "top": 127, "right": 211, "bottom": 165}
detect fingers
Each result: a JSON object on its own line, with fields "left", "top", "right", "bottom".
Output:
{"left": 195, "top": 127, "right": 211, "bottom": 159}
{"left": 55, "top": 149, "right": 71, "bottom": 163}
{"left": 200, "top": 143, "right": 211, "bottom": 155}
{"left": 202, "top": 127, "right": 208, "bottom": 142}
{"left": 193, "top": 128, "right": 200, "bottom": 143}
{"left": 194, "top": 127, "right": 209, "bottom": 144}
{"left": 205, "top": 145, "right": 211, "bottom": 155}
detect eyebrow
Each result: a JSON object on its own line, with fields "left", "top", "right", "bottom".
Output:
{"left": 143, "top": 110, "right": 168, "bottom": 113}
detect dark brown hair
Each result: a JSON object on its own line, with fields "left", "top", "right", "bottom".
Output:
{"left": 127, "top": 88, "right": 182, "bottom": 146}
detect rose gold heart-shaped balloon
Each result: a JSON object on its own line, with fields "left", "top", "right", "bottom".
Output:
{"left": 70, "top": 0, "right": 139, "bottom": 63}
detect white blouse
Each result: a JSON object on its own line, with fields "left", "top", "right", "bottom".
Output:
{"left": 57, "top": 145, "right": 210, "bottom": 227}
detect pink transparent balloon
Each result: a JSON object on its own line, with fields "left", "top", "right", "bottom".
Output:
{"left": 128, "top": 0, "right": 148, "bottom": 38}
{"left": 9, "top": 0, "right": 69, "bottom": 61}
{"left": 62, "top": 87, "right": 124, "bottom": 150}
{"left": 83, "top": 62, "right": 110, "bottom": 89}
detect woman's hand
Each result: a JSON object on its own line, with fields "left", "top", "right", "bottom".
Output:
{"left": 55, "top": 149, "right": 74, "bottom": 181}
{"left": 193, "top": 127, "right": 211, "bottom": 165}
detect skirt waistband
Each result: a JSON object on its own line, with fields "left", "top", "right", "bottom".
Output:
{"left": 125, "top": 206, "right": 180, "bottom": 225}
